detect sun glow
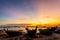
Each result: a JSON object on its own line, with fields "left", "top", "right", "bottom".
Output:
{"left": 40, "top": 20, "right": 52, "bottom": 24}
{"left": 40, "top": 17, "right": 54, "bottom": 24}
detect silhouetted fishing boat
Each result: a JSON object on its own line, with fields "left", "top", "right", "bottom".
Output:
{"left": 39, "top": 27, "right": 57, "bottom": 35}
{"left": 26, "top": 27, "right": 38, "bottom": 37}
{"left": 2, "top": 27, "right": 22, "bottom": 37}
{"left": 5, "top": 30, "right": 22, "bottom": 37}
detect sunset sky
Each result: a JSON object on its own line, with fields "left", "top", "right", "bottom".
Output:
{"left": 0, "top": 0, "right": 60, "bottom": 25}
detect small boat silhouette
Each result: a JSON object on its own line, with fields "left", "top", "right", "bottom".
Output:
{"left": 39, "top": 27, "right": 57, "bottom": 35}
{"left": 6, "top": 30, "right": 22, "bottom": 37}
{"left": 3, "top": 27, "right": 22, "bottom": 37}
{"left": 26, "top": 27, "right": 38, "bottom": 37}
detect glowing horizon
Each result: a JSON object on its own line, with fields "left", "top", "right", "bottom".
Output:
{"left": 0, "top": 0, "right": 60, "bottom": 25}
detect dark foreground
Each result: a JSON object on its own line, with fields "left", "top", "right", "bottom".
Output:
{"left": 0, "top": 33, "right": 60, "bottom": 40}
{"left": 0, "top": 27, "right": 60, "bottom": 40}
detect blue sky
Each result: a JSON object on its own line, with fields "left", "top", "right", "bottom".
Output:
{"left": 0, "top": 0, "right": 60, "bottom": 25}
{"left": 0, "top": 0, "right": 39, "bottom": 25}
